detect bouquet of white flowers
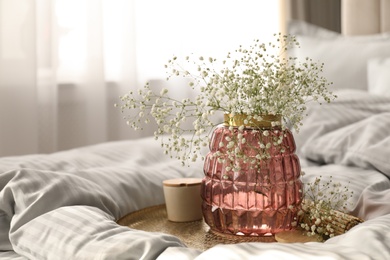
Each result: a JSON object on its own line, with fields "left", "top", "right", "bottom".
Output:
{"left": 117, "top": 33, "right": 335, "bottom": 166}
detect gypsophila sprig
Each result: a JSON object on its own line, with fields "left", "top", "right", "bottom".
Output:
{"left": 117, "top": 82, "right": 215, "bottom": 165}
{"left": 117, "top": 33, "right": 336, "bottom": 165}
{"left": 298, "top": 175, "right": 355, "bottom": 241}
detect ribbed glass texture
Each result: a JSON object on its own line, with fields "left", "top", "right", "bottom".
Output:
{"left": 201, "top": 125, "right": 303, "bottom": 236}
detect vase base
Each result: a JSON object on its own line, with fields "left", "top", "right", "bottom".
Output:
{"left": 202, "top": 203, "right": 298, "bottom": 237}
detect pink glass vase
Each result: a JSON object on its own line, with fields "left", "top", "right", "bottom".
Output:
{"left": 201, "top": 114, "right": 303, "bottom": 236}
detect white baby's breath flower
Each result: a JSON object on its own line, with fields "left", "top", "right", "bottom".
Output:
{"left": 117, "top": 33, "right": 335, "bottom": 166}
{"left": 300, "top": 175, "right": 354, "bottom": 241}
{"left": 227, "top": 141, "right": 235, "bottom": 149}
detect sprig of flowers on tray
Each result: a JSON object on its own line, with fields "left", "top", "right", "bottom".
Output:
{"left": 116, "top": 33, "right": 336, "bottom": 166}
{"left": 298, "top": 174, "right": 361, "bottom": 241}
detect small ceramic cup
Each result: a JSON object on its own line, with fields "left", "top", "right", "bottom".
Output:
{"left": 162, "top": 178, "right": 203, "bottom": 222}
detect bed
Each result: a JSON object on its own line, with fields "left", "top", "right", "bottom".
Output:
{"left": 1, "top": 1, "right": 390, "bottom": 259}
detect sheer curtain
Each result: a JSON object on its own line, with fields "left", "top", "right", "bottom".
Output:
{"left": 0, "top": 0, "right": 280, "bottom": 157}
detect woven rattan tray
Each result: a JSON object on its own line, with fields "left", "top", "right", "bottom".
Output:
{"left": 117, "top": 204, "right": 276, "bottom": 251}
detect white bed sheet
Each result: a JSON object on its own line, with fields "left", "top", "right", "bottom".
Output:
{"left": 0, "top": 90, "right": 390, "bottom": 260}
{"left": 0, "top": 138, "right": 205, "bottom": 259}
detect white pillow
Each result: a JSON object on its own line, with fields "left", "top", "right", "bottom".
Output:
{"left": 367, "top": 57, "right": 390, "bottom": 97}
{"left": 288, "top": 20, "right": 339, "bottom": 38}
{"left": 288, "top": 21, "right": 390, "bottom": 91}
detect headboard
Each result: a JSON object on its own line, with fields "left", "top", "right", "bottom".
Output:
{"left": 342, "top": 0, "right": 390, "bottom": 35}
{"left": 282, "top": 0, "right": 390, "bottom": 35}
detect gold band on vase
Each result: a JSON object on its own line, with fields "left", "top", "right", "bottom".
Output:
{"left": 223, "top": 114, "right": 282, "bottom": 128}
